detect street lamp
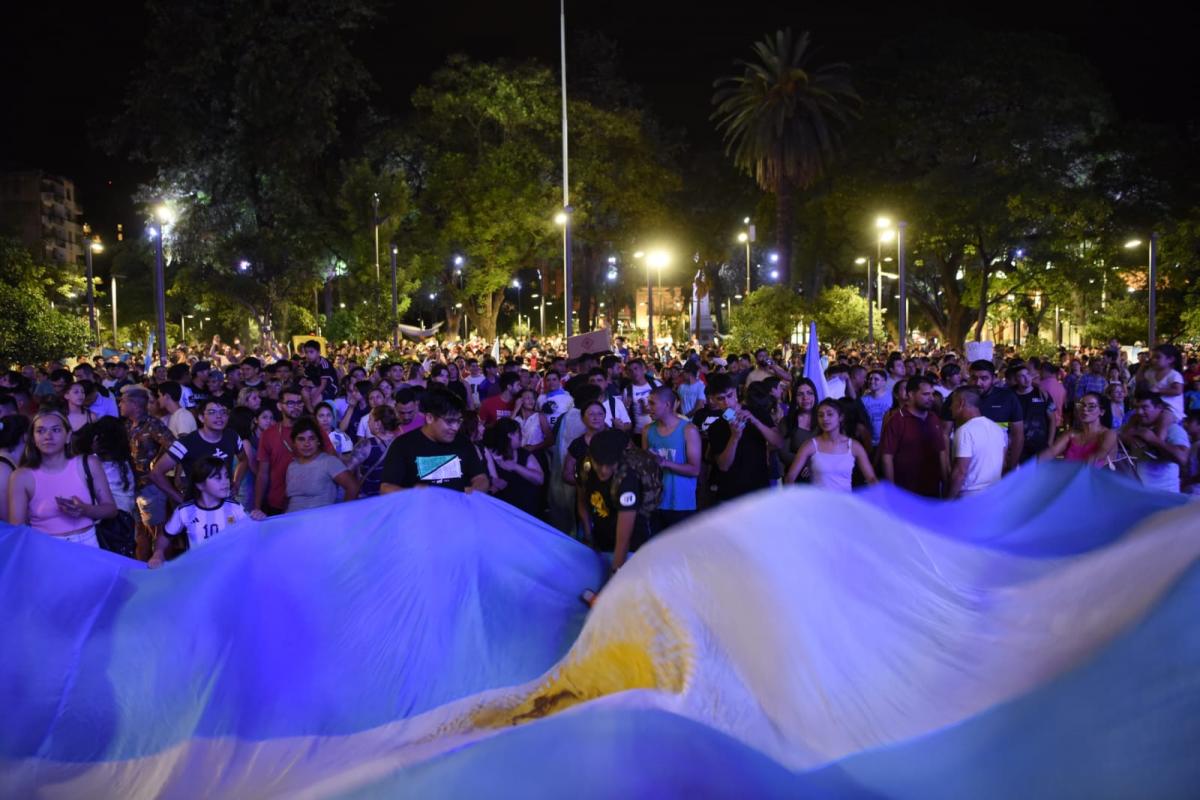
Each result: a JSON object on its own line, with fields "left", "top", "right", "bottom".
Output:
{"left": 512, "top": 278, "right": 523, "bottom": 329}
{"left": 855, "top": 256, "right": 875, "bottom": 345}
{"left": 737, "top": 231, "right": 751, "bottom": 294}
{"left": 390, "top": 244, "right": 399, "bottom": 347}
{"left": 151, "top": 204, "right": 173, "bottom": 364}
{"left": 372, "top": 192, "right": 381, "bottom": 282}
{"left": 555, "top": 209, "right": 573, "bottom": 336}
{"left": 643, "top": 249, "right": 670, "bottom": 355}
{"left": 84, "top": 237, "right": 103, "bottom": 345}
{"left": 1125, "top": 234, "right": 1159, "bottom": 344}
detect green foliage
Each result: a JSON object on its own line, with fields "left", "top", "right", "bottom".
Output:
{"left": 287, "top": 307, "right": 319, "bottom": 339}
{"left": 109, "top": 0, "right": 378, "bottom": 347}
{"left": 324, "top": 310, "right": 362, "bottom": 344}
{"left": 1083, "top": 296, "right": 1148, "bottom": 345}
{"left": 807, "top": 285, "right": 883, "bottom": 349}
{"left": 0, "top": 238, "right": 91, "bottom": 366}
{"left": 712, "top": 29, "right": 860, "bottom": 286}
{"left": 1018, "top": 336, "right": 1059, "bottom": 361}
{"left": 724, "top": 287, "right": 805, "bottom": 352}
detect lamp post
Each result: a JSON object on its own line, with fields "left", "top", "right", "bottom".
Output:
{"left": 1125, "top": 233, "right": 1159, "bottom": 345}
{"left": 372, "top": 192, "right": 380, "bottom": 282}
{"left": 537, "top": 268, "right": 545, "bottom": 338}
{"left": 556, "top": 210, "right": 573, "bottom": 336}
{"left": 737, "top": 231, "right": 751, "bottom": 295}
{"left": 644, "top": 250, "right": 670, "bottom": 355}
{"left": 151, "top": 205, "right": 172, "bottom": 365}
{"left": 84, "top": 238, "right": 102, "bottom": 345}
{"left": 390, "top": 244, "right": 399, "bottom": 348}
{"left": 512, "top": 278, "right": 522, "bottom": 331}
{"left": 855, "top": 256, "right": 874, "bottom": 345}
{"left": 897, "top": 221, "right": 908, "bottom": 351}
{"left": 110, "top": 274, "right": 119, "bottom": 347}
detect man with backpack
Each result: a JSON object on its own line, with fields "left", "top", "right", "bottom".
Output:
{"left": 576, "top": 429, "right": 662, "bottom": 573}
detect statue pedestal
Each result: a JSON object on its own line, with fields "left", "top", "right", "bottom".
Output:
{"left": 690, "top": 269, "right": 715, "bottom": 345}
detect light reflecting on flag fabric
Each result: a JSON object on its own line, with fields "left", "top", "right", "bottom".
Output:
{"left": 2, "top": 465, "right": 1197, "bottom": 798}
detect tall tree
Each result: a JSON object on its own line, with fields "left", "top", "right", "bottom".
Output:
{"left": 107, "top": 0, "right": 378, "bottom": 348}
{"left": 712, "top": 29, "right": 860, "bottom": 290}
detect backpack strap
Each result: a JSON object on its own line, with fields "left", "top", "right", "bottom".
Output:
{"left": 80, "top": 456, "right": 98, "bottom": 504}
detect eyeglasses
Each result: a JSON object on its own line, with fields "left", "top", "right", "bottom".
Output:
{"left": 281, "top": 399, "right": 304, "bottom": 407}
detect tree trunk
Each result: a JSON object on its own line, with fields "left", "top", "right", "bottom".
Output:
{"left": 444, "top": 307, "right": 462, "bottom": 342}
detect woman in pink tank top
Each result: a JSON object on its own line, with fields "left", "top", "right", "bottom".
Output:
{"left": 1037, "top": 392, "right": 1117, "bottom": 467}
{"left": 7, "top": 410, "right": 117, "bottom": 547}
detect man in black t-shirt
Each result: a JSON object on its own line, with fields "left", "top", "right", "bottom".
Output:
{"left": 1007, "top": 364, "right": 1056, "bottom": 463}
{"left": 150, "top": 398, "right": 249, "bottom": 504}
{"left": 691, "top": 373, "right": 730, "bottom": 509}
{"left": 380, "top": 388, "right": 487, "bottom": 494}
{"left": 969, "top": 360, "right": 1025, "bottom": 472}
{"left": 302, "top": 340, "right": 339, "bottom": 401}
{"left": 704, "top": 373, "right": 784, "bottom": 504}
{"left": 577, "top": 429, "right": 654, "bottom": 572}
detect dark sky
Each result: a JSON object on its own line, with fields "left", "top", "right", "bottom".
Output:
{"left": 3, "top": 1, "right": 1195, "bottom": 234}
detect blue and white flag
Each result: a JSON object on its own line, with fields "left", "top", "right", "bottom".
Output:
{"left": 803, "top": 320, "right": 829, "bottom": 400}
{"left": 2, "top": 467, "right": 1198, "bottom": 798}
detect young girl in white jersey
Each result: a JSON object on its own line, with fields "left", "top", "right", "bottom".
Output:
{"left": 149, "top": 456, "right": 264, "bottom": 568}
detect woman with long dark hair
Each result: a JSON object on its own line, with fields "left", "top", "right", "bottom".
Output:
{"left": 0, "top": 414, "right": 30, "bottom": 522}
{"left": 785, "top": 399, "right": 877, "bottom": 491}
{"left": 7, "top": 410, "right": 117, "bottom": 545}
{"left": 483, "top": 417, "right": 544, "bottom": 517}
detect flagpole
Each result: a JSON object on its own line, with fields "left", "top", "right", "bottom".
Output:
{"left": 560, "top": 0, "right": 573, "bottom": 337}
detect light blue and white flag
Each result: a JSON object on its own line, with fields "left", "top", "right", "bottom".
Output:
{"left": 803, "top": 320, "right": 829, "bottom": 400}
{"left": 2, "top": 467, "right": 1197, "bottom": 798}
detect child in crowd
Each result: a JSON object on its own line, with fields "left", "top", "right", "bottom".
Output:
{"left": 149, "top": 456, "right": 264, "bottom": 567}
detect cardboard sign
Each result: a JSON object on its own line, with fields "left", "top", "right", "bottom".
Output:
{"left": 566, "top": 328, "right": 612, "bottom": 360}
{"left": 292, "top": 335, "right": 327, "bottom": 356}
{"left": 965, "top": 340, "right": 994, "bottom": 364}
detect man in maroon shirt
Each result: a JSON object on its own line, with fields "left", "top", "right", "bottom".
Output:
{"left": 879, "top": 376, "right": 949, "bottom": 498}
{"left": 478, "top": 373, "right": 518, "bottom": 427}
{"left": 254, "top": 385, "right": 333, "bottom": 515}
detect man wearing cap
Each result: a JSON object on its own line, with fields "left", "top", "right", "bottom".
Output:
{"left": 119, "top": 383, "right": 176, "bottom": 559}
{"left": 576, "top": 429, "right": 658, "bottom": 572}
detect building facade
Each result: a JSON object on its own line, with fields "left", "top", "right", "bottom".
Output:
{"left": 0, "top": 170, "right": 85, "bottom": 265}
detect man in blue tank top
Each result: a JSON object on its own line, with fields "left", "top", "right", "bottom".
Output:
{"left": 644, "top": 385, "right": 701, "bottom": 533}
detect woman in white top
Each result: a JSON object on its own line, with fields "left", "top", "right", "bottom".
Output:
{"left": 1146, "top": 344, "right": 1185, "bottom": 420}
{"left": 513, "top": 388, "right": 548, "bottom": 451}
{"left": 785, "top": 399, "right": 877, "bottom": 491}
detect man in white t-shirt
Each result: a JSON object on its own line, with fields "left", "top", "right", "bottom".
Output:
{"left": 948, "top": 386, "right": 1006, "bottom": 498}
{"left": 625, "top": 358, "right": 659, "bottom": 434}
{"left": 463, "top": 359, "right": 486, "bottom": 410}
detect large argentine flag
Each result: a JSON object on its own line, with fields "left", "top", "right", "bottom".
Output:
{"left": 2, "top": 466, "right": 1198, "bottom": 798}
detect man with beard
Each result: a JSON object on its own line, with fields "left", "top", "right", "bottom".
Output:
{"left": 879, "top": 376, "right": 949, "bottom": 498}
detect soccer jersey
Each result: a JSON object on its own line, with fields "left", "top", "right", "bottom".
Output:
{"left": 164, "top": 500, "right": 247, "bottom": 549}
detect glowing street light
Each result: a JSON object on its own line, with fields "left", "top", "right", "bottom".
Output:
{"left": 150, "top": 203, "right": 174, "bottom": 363}
{"left": 83, "top": 234, "right": 103, "bottom": 344}
{"left": 642, "top": 249, "right": 671, "bottom": 354}
{"left": 875, "top": 215, "right": 892, "bottom": 230}
{"left": 768, "top": 252, "right": 779, "bottom": 264}
{"left": 1125, "top": 234, "right": 1159, "bottom": 343}
{"left": 769, "top": 269, "right": 779, "bottom": 280}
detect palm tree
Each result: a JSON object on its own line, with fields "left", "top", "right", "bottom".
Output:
{"left": 712, "top": 29, "right": 860, "bottom": 289}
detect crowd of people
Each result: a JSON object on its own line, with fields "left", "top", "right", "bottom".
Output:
{"left": 2, "top": 333, "right": 1197, "bottom": 572}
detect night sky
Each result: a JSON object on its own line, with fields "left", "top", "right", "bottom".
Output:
{"left": 4, "top": 1, "right": 1195, "bottom": 236}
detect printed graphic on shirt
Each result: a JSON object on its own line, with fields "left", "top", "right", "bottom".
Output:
{"left": 652, "top": 447, "right": 678, "bottom": 463}
{"left": 619, "top": 491, "right": 637, "bottom": 507}
{"left": 415, "top": 454, "right": 463, "bottom": 483}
